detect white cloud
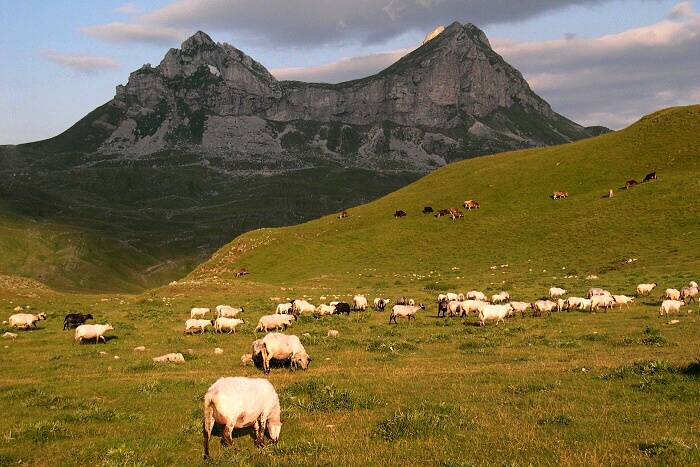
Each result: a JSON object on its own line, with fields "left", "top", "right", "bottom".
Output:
{"left": 40, "top": 50, "right": 121, "bottom": 74}
{"left": 80, "top": 22, "right": 187, "bottom": 45}
{"left": 114, "top": 3, "right": 141, "bottom": 15}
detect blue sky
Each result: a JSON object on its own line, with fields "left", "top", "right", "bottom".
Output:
{"left": 1, "top": 0, "right": 698, "bottom": 144}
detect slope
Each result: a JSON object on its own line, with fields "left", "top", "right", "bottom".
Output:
{"left": 187, "top": 105, "right": 699, "bottom": 293}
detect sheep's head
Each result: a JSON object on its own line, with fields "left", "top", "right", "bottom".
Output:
{"left": 37, "top": 313, "right": 47, "bottom": 320}
{"left": 292, "top": 352, "right": 311, "bottom": 370}
{"left": 106, "top": 323, "right": 114, "bottom": 331}
{"left": 268, "top": 421, "right": 282, "bottom": 442}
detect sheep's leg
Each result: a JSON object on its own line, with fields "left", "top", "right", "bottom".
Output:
{"left": 222, "top": 422, "right": 234, "bottom": 446}
{"left": 255, "top": 417, "right": 266, "bottom": 447}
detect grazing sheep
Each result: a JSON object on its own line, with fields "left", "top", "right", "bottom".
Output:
{"left": 315, "top": 304, "right": 336, "bottom": 316}
{"left": 9, "top": 313, "right": 47, "bottom": 330}
{"left": 63, "top": 313, "right": 94, "bottom": 330}
{"left": 396, "top": 296, "right": 407, "bottom": 305}
{"left": 508, "top": 301, "right": 531, "bottom": 318}
{"left": 74, "top": 323, "right": 114, "bottom": 344}
{"left": 532, "top": 300, "right": 556, "bottom": 317}
{"left": 587, "top": 288, "right": 611, "bottom": 299}
{"left": 664, "top": 288, "right": 681, "bottom": 301}
{"left": 240, "top": 354, "right": 254, "bottom": 366}
{"left": 327, "top": 330, "right": 339, "bottom": 338}
{"left": 203, "top": 377, "right": 282, "bottom": 459}
{"left": 214, "top": 317, "right": 245, "bottom": 334}
{"left": 590, "top": 294, "right": 615, "bottom": 312}
{"left": 659, "top": 299, "right": 685, "bottom": 317}
{"left": 491, "top": 291, "right": 510, "bottom": 304}
{"left": 184, "top": 319, "right": 214, "bottom": 334}
{"left": 636, "top": 283, "right": 657, "bottom": 296}
{"left": 153, "top": 353, "right": 185, "bottom": 363}
{"left": 373, "top": 298, "right": 390, "bottom": 312}
{"left": 556, "top": 298, "right": 566, "bottom": 312}
{"left": 389, "top": 304, "right": 425, "bottom": 324}
{"left": 549, "top": 287, "right": 567, "bottom": 299}
{"left": 334, "top": 302, "right": 351, "bottom": 315}
{"left": 680, "top": 284, "right": 698, "bottom": 304}
{"left": 190, "top": 307, "right": 210, "bottom": 318}
{"left": 260, "top": 333, "right": 311, "bottom": 374}
{"left": 3, "top": 332, "right": 18, "bottom": 339}
{"left": 467, "top": 290, "right": 487, "bottom": 301}
{"left": 292, "top": 300, "right": 315, "bottom": 315}
{"left": 353, "top": 295, "right": 368, "bottom": 312}
{"left": 478, "top": 304, "right": 511, "bottom": 326}
{"left": 256, "top": 314, "right": 295, "bottom": 332}
{"left": 612, "top": 295, "right": 635, "bottom": 309}
{"left": 437, "top": 298, "right": 449, "bottom": 318}
{"left": 577, "top": 298, "right": 592, "bottom": 311}
{"left": 275, "top": 303, "right": 293, "bottom": 314}
{"left": 216, "top": 305, "right": 244, "bottom": 318}
{"left": 408, "top": 298, "right": 416, "bottom": 306}
{"left": 445, "top": 293, "right": 459, "bottom": 302}
{"left": 459, "top": 300, "right": 488, "bottom": 317}
{"left": 446, "top": 301, "right": 462, "bottom": 317}
{"left": 565, "top": 297, "right": 585, "bottom": 311}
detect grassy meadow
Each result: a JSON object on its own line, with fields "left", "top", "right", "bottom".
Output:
{"left": 1, "top": 106, "right": 699, "bottom": 465}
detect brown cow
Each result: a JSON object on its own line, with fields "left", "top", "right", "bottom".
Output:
{"left": 463, "top": 199, "right": 480, "bottom": 210}
{"left": 394, "top": 210, "right": 407, "bottom": 218}
{"left": 552, "top": 191, "right": 569, "bottom": 199}
{"left": 235, "top": 268, "right": 249, "bottom": 277}
{"left": 338, "top": 211, "right": 348, "bottom": 219}
{"left": 449, "top": 208, "right": 464, "bottom": 220}
{"left": 435, "top": 209, "right": 450, "bottom": 218}
{"left": 625, "top": 180, "right": 638, "bottom": 189}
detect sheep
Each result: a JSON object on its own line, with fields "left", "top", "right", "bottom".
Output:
{"left": 216, "top": 305, "right": 244, "bottom": 318}
{"left": 260, "top": 333, "right": 311, "bottom": 374}
{"left": 373, "top": 298, "right": 390, "bottom": 311}
{"left": 353, "top": 295, "right": 368, "bottom": 312}
{"left": 577, "top": 298, "right": 592, "bottom": 311}
{"left": 636, "top": 283, "right": 657, "bottom": 296}
{"left": 477, "top": 304, "right": 511, "bottom": 326}
{"left": 74, "top": 323, "right": 114, "bottom": 344}
{"left": 459, "top": 300, "right": 488, "bottom": 317}
{"left": 680, "top": 284, "right": 698, "bottom": 304}
{"left": 587, "top": 288, "right": 611, "bottom": 299}
{"left": 659, "top": 299, "right": 685, "bottom": 317}
{"left": 408, "top": 298, "right": 416, "bottom": 306}
{"left": 327, "top": 330, "right": 339, "bottom": 338}
{"left": 314, "top": 304, "right": 336, "bottom": 316}
{"left": 466, "top": 290, "right": 487, "bottom": 301}
{"left": 396, "top": 296, "right": 407, "bottom": 305}
{"left": 256, "top": 314, "right": 295, "bottom": 332}
{"left": 549, "top": 287, "right": 567, "bottom": 299}
{"left": 508, "top": 301, "right": 531, "bottom": 318}
{"left": 292, "top": 300, "right": 315, "bottom": 315}
{"left": 334, "top": 302, "right": 351, "bottom": 315}
{"left": 445, "top": 293, "right": 459, "bottom": 302}
{"left": 556, "top": 298, "right": 566, "bottom": 312}
{"left": 664, "top": 288, "right": 681, "bottom": 301}
{"left": 612, "top": 295, "right": 635, "bottom": 309}
{"left": 190, "top": 307, "right": 210, "bottom": 318}
{"left": 446, "top": 300, "right": 462, "bottom": 317}
{"left": 491, "top": 291, "right": 510, "bottom": 304}
{"left": 153, "top": 353, "right": 185, "bottom": 363}
{"left": 275, "top": 302, "right": 293, "bottom": 314}
{"left": 214, "top": 317, "right": 245, "bottom": 334}
{"left": 63, "top": 313, "right": 93, "bottom": 330}
{"left": 565, "top": 297, "right": 585, "bottom": 311}
{"left": 532, "top": 300, "right": 556, "bottom": 317}
{"left": 184, "top": 319, "right": 214, "bottom": 334}
{"left": 590, "top": 294, "right": 615, "bottom": 312}
{"left": 203, "top": 377, "right": 282, "bottom": 459}
{"left": 9, "top": 313, "right": 47, "bottom": 330}
{"left": 389, "top": 304, "right": 425, "bottom": 324}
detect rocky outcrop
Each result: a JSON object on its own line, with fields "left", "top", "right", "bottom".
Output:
{"left": 57, "top": 22, "right": 601, "bottom": 172}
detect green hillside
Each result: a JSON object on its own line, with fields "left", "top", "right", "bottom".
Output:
{"left": 189, "top": 105, "right": 699, "bottom": 294}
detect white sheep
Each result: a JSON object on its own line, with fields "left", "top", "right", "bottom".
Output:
{"left": 389, "top": 304, "right": 425, "bottom": 324}
{"left": 459, "top": 300, "right": 488, "bottom": 317}
{"left": 216, "top": 305, "right": 244, "bottom": 318}
{"left": 565, "top": 297, "right": 585, "bottom": 311}
{"left": 466, "top": 290, "right": 487, "bottom": 301}
{"left": 373, "top": 298, "right": 390, "bottom": 311}
{"left": 612, "top": 295, "right": 635, "bottom": 309}
{"left": 353, "top": 295, "right": 368, "bottom": 311}
{"left": 577, "top": 298, "right": 592, "bottom": 311}
{"left": 445, "top": 293, "right": 459, "bottom": 302}
{"left": 508, "top": 301, "right": 531, "bottom": 318}
{"left": 549, "top": 287, "right": 567, "bottom": 299}
{"left": 636, "top": 283, "right": 657, "bottom": 296}
{"left": 446, "top": 301, "right": 462, "bottom": 317}
{"left": 74, "top": 323, "right": 114, "bottom": 344}
{"left": 408, "top": 298, "right": 415, "bottom": 306}
{"left": 184, "top": 319, "right": 214, "bottom": 334}
{"left": 259, "top": 333, "right": 311, "bottom": 374}
{"left": 275, "top": 302, "right": 293, "bottom": 314}
{"left": 664, "top": 288, "right": 681, "bottom": 300}
{"left": 556, "top": 298, "right": 566, "bottom": 312}
{"left": 659, "top": 299, "right": 685, "bottom": 317}
{"left": 532, "top": 300, "right": 557, "bottom": 316}
{"left": 491, "top": 291, "right": 510, "bottom": 304}
{"left": 590, "top": 294, "right": 615, "bottom": 312}
{"left": 256, "top": 314, "right": 295, "bottom": 332}
{"left": 680, "top": 284, "right": 698, "bottom": 304}
{"left": 477, "top": 304, "right": 511, "bottom": 326}
{"left": 314, "top": 304, "right": 336, "bottom": 316}
{"left": 587, "top": 288, "right": 611, "bottom": 299}
{"left": 203, "top": 377, "right": 282, "bottom": 459}
{"left": 8, "top": 312, "right": 47, "bottom": 330}
{"left": 291, "top": 300, "right": 315, "bottom": 315}
{"left": 190, "top": 307, "right": 210, "bottom": 318}
{"left": 214, "top": 317, "right": 245, "bottom": 334}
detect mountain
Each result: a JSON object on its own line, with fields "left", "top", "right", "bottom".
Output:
{"left": 0, "top": 23, "right": 608, "bottom": 292}
{"left": 184, "top": 105, "right": 698, "bottom": 289}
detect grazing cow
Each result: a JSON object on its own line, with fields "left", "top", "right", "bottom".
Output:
{"left": 63, "top": 313, "right": 94, "bottom": 330}
{"left": 235, "top": 268, "right": 249, "bottom": 277}
{"left": 422, "top": 206, "right": 434, "bottom": 214}
{"left": 449, "top": 208, "right": 464, "bottom": 220}
{"left": 394, "top": 210, "right": 407, "bottom": 218}
{"left": 642, "top": 171, "right": 657, "bottom": 182}
{"left": 435, "top": 209, "right": 450, "bottom": 218}
{"left": 338, "top": 211, "right": 348, "bottom": 219}
{"left": 463, "top": 200, "right": 480, "bottom": 210}
{"left": 625, "top": 180, "right": 638, "bottom": 189}
{"left": 552, "top": 191, "right": 569, "bottom": 199}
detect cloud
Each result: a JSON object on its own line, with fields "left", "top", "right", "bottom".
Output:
{"left": 114, "top": 3, "right": 141, "bottom": 15}
{"left": 491, "top": 3, "right": 700, "bottom": 128}
{"left": 271, "top": 49, "right": 411, "bottom": 84}
{"left": 40, "top": 50, "right": 121, "bottom": 74}
{"left": 86, "top": 0, "right": 615, "bottom": 47}
{"left": 80, "top": 22, "right": 186, "bottom": 45}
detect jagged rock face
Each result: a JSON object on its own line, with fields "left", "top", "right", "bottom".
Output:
{"left": 91, "top": 22, "right": 593, "bottom": 170}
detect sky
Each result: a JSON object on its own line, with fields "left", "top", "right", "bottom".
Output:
{"left": 1, "top": 0, "right": 698, "bottom": 145}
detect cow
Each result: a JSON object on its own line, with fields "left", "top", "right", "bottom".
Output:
{"left": 642, "top": 171, "right": 657, "bottom": 182}
{"left": 448, "top": 208, "right": 464, "bottom": 220}
{"left": 463, "top": 200, "right": 480, "bottom": 210}
{"left": 552, "top": 191, "right": 569, "bottom": 199}
{"left": 338, "top": 211, "right": 348, "bottom": 219}
{"left": 422, "top": 206, "right": 434, "bottom": 214}
{"left": 235, "top": 268, "right": 249, "bottom": 277}
{"left": 435, "top": 209, "right": 450, "bottom": 218}
{"left": 625, "top": 180, "right": 638, "bottom": 189}
{"left": 394, "top": 210, "right": 407, "bottom": 218}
